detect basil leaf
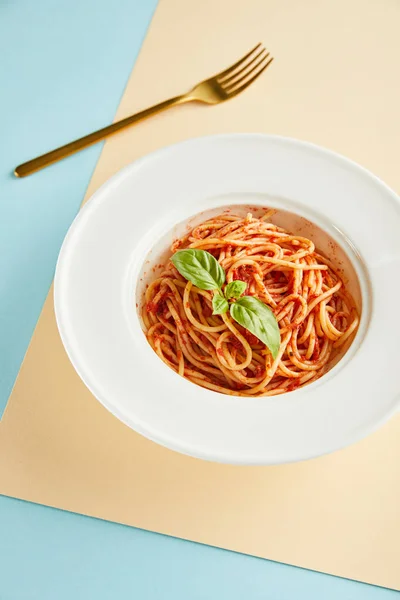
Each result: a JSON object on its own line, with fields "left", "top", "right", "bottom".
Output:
{"left": 225, "top": 280, "right": 247, "bottom": 299}
{"left": 212, "top": 292, "right": 229, "bottom": 315}
{"left": 171, "top": 249, "right": 225, "bottom": 290}
{"left": 230, "top": 296, "right": 280, "bottom": 359}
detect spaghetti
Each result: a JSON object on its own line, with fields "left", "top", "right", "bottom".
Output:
{"left": 142, "top": 211, "right": 359, "bottom": 396}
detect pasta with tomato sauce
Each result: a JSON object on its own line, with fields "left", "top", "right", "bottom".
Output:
{"left": 141, "top": 211, "right": 359, "bottom": 396}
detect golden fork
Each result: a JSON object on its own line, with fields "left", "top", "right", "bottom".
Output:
{"left": 14, "top": 44, "right": 273, "bottom": 178}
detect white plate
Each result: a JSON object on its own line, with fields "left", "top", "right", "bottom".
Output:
{"left": 54, "top": 134, "right": 400, "bottom": 465}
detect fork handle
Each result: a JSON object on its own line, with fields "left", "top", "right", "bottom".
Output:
{"left": 14, "top": 94, "right": 190, "bottom": 178}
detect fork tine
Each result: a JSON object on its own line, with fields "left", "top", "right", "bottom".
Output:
{"left": 222, "top": 50, "right": 269, "bottom": 88}
{"left": 226, "top": 57, "right": 274, "bottom": 97}
{"left": 215, "top": 43, "right": 262, "bottom": 81}
{"left": 223, "top": 53, "right": 271, "bottom": 93}
{"left": 220, "top": 48, "right": 268, "bottom": 85}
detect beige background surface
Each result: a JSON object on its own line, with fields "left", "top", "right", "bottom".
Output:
{"left": 1, "top": 0, "right": 400, "bottom": 589}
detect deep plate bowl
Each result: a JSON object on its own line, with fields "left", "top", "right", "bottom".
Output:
{"left": 54, "top": 134, "right": 400, "bottom": 464}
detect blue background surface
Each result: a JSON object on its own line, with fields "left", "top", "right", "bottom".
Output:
{"left": 0, "top": 1, "right": 397, "bottom": 598}
{"left": 0, "top": 0, "right": 158, "bottom": 414}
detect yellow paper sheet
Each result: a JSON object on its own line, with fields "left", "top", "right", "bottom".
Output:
{"left": 1, "top": 0, "right": 400, "bottom": 589}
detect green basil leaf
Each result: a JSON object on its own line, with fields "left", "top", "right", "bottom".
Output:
{"left": 225, "top": 280, "right": 247, "bottom": 299}
{"left": 212, "top": 292, "right": 229, "bottom": 315}
{"left": 230, "top": 296, "right": 280, "bottom": 359}
{"left": 171, "top": 249, "right": 225, "bottom": 290}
